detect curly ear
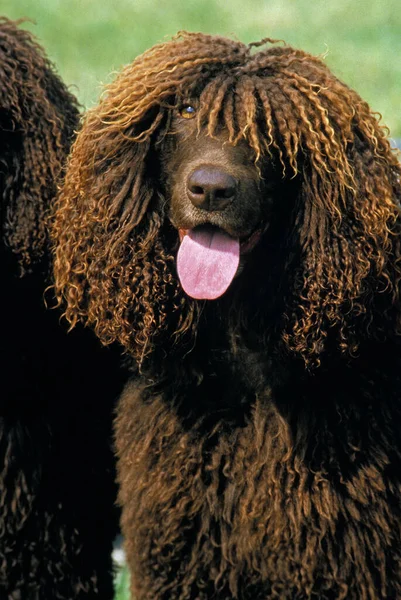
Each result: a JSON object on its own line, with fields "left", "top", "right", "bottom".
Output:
{"left": 284, "top": 117, "right": 401, "bottom": 365}
{"left": 52, "top": 106, "right": 196, "bottom": 363}
{"left": 0, "top": 18, "right": 79, "bottom": 273}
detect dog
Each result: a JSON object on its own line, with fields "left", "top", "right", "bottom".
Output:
{"left": 0, "top": 18, "right": 123, "bottom": 598}
{"left": 53, "top": 32, "right": 401, "bottom": 599}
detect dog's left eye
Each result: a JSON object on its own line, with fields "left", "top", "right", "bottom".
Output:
{"left": 179, "top": 105, "right": 197, "bottom": 119}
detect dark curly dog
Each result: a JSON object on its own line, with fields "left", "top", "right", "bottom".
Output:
{"left": 53, "top": 33, "right": 401, "bottom": 599}
{"left": 1, "top": 18, "right": 122, "bottom": 599}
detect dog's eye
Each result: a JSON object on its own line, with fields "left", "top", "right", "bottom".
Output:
{"left": 179, "top": 105, "right": 197, "bottom": 119}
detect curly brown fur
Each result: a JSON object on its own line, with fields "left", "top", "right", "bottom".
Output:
{"left": 0, "top": 17, "right": 79, "bottom": 273}
{"left": 53, "top": 32, "right": 401, "bottom": 599}
{"left": 1, "top": 17, "right": 123, "bottom": 599}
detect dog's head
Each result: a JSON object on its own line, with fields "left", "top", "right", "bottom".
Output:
{"left": 52, "top": 32, "right": 401, "bottom": 367}
{"left": 0, "top": 18, "right": 79, "bottom": 274}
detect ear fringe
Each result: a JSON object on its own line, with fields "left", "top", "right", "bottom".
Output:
{"left": 284, "top": 148, "right": 401, "bottom": 367}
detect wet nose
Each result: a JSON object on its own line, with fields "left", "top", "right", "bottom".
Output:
{"left": 186, "top": 166, "right": 236, "bottom": 211}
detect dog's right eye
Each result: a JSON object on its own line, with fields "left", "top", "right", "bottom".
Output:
{"left": 179, "top": 105, "right": 197, "bottom": 119}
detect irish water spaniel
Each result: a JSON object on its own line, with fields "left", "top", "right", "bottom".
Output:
{"left": 53, "top": 33, "right": 401, "bottom": 599}
{"left": 1, "top": 17, "right": 122, "bottom": 599}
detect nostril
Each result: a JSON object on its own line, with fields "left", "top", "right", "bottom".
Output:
{"left": 215, "top": 186, "right": 235, "bottom": 200}
{"left": 190, "top": 185, "right": 205, "bottom": 195}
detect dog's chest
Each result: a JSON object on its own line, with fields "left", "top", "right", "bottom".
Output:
{"left": 117, "top": 379, "right": 401, "bottom": 598}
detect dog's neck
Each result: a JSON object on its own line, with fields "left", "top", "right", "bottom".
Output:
{"left": 136, "top": 289, "right": 401, "bottom": 423}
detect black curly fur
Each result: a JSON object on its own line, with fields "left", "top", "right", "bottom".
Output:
{"left": 0, "top": 17, "right": 123, "bottom": 599}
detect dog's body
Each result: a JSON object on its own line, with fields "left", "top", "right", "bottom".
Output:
{"left": 1, "top": 18, "right": 122, "bottom": 598}
{"left": 53, "top": 33, "right": 401, "bottom": 599}
{"left": 115, "top": 111, "right": 401, "bottom": 600}
{"left": 117, "top": 348, "right": 401, "bottom": 599}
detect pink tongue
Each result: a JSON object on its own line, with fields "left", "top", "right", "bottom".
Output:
{"left": 177, "top": 228, "right": 240, "bottom": 300}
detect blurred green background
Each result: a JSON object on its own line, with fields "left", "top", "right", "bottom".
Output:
{"left": 2, "top": 1, "right": 399, "bottom": 598}
{"left": 2, "top": 0, "right": 401, "bottom": 138}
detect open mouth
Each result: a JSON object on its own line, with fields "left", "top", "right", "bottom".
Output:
{"left": 176, "top": 225, "right": 263, "bottom": 300}
{"left": 178, "top": 225, "right": 262, "bottom": 254}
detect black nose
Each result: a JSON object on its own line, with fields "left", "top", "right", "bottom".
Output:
{"left": 186, "top": 166, "right": 236, "bottom": 211}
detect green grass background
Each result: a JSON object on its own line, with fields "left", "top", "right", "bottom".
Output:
{"left": 2, "top": 1, "right": 400, "bottom": 598}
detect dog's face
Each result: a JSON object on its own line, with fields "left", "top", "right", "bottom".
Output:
{"left": 161, "top": 102, "right": 283, "bottom": 300}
